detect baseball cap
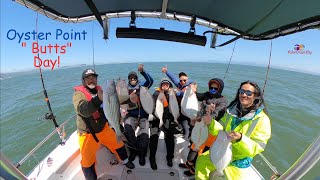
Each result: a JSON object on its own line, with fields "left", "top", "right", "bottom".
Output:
{"left": 82, "top": 69, "right": 98, "bottom": 79}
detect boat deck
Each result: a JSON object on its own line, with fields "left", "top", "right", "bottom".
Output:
{"left": 27, "top": 122, "right": 263, "bottom": 180}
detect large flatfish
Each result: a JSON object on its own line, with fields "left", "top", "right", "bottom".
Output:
{"left": 116, "top": 79, "right": 129, "bottom": 104}
{"left": 116, "top": 79, "right": 129, "bottom": 119}
{"left": 191, "top": 120, "right": 208, "bottom": 151}
{"left": 139, "top": 86, "right": 155, "bottom": 116}
{"left": 102, "top": 79, "right": 123, "bottom": 143}
{"left": 154, "top": 92, "right": 165, "bottom": 127}
{"left": 168, "top": 89, "right": 179, "bottom": 124}
{"left": 181, "top": 86, "right": 199, "bottom": 119}
{"left": 209, "top": 130, "right": 232, "bottom": 178}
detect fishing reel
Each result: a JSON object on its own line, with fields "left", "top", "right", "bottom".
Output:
{"left": 44, "top": 112, "right": 55, "bottom": 120}
{"left": 38, "top": 112, "right": 55, "bottom": 121}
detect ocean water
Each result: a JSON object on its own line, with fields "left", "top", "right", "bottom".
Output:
{"left": 1, "top": 62, "right": 319, "bottom": 179}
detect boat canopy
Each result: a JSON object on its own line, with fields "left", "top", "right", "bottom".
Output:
{"left": 15, "top": 0, "right": 320, "bottom": 41}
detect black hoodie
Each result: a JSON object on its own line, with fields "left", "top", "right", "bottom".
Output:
{"left": 196, "top": 78, "right": 228, "bottom": 121}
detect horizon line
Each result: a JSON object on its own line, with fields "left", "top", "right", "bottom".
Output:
{"left": 1, "top": 61, "right": 319, "bottom": 76}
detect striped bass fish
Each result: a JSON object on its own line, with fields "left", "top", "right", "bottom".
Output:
{"left": 209, "top": 130, "right": 232, "bottom": 178}
{"left": 155, "top": 92, "right": 165, "bottom": 127}
{"left": 102, "top": 79, "right": 123, "bottom": 143}
{"left": 181, "top": 86, "right": 199, "bottom": 119}
{"left": 191, "top": 120, "right": 208, "bottom": 151}
{"left": 168, "top": 89, "right": 179, "bottom": 124}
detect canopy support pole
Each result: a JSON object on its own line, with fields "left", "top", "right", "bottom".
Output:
{"left": 83, "top": 0, "right": 104, "bottom": 28}
{"left": 161, "top": 0, "right": 168, "bottom": 18}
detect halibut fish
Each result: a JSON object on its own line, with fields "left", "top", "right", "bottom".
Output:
{"left": 139, "top": 86, "right": 155, "bottom": 121}
{"left": 168, "top": 89, "right": 179, "bottom": 124}
{"left": 116, "top": 79, "right": 129, "bottom": 104}
{"left": 102, "top": 79, "right": 123, "bottom": 143}
{"left": 116, "top": 79, "right": 129, "bottom": 118}
{"left": 155, "top": 92, "right": 165, "bottom": 127}
{"left": 209, "top": 130, "right": 232, "bottom": 178}
{"left": 181, "top": 86, "right": 199, "bottom": 119}
{"left": 191, "top": 120, "right": 208, "bottom": 151}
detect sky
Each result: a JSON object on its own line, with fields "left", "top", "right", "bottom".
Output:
{"left": 1, "top": 1, "right": 319, "bottom": 75}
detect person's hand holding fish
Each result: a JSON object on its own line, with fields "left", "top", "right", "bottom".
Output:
{"left": 190, "top": 117, "right": 201, "bottom": 126}
{"left": 228, "top": 131, "right": 242, "bottom": 143}
{"left": 190, "top": 83, "right": 197, "bottom": 92}
{"left": 130, "top": 90, "right": 139, "bottom": 103}
{"left": 206, "top": 103, "right": 215, "bottom": 114}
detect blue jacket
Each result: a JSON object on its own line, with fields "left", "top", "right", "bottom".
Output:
{"left": 165, "top": 71, "right": 193, "bottom": 98}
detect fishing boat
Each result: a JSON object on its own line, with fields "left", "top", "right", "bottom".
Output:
{"left": 1, "top": 0, "right": 320, "bottom": 179}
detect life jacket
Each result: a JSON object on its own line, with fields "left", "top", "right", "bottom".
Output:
{"left": 74, "top": 85, "right": 102, "bottom": 120}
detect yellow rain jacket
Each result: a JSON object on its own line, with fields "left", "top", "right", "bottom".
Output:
{"left": 195, "top": 102, "right": 271, "bottom": 180}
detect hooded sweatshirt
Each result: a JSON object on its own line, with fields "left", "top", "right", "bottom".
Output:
{"left": 196, "top": 78, "right": 228, "bottom": 121}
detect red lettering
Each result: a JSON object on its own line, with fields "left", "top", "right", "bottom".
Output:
{"left": 33, "top": 56, "right": 60, "bottom": 70}
{"left": 54, "top": 44, "right": 60, "bottom": 53}
{"left": 48, "top": 44, "right": 53, "bottom": 54}
{"left": 34, "top": 56, "right": 42, "bottom": 68}
{"left": 32, "top": 42, "right": 39, "bottom": 53}
{"left": 60, "top": 45, "right": 66, "bottom": 54}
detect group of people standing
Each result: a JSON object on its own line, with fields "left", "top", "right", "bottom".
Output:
{"left": 73, "top": 64, "right": 271, "bottom": 180}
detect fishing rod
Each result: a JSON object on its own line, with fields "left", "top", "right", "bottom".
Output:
{"left": 38, "top": 64, "right": 65, "bottom": 145}
{"left": 35, "top": 12, "right": 65, "bottom": 145}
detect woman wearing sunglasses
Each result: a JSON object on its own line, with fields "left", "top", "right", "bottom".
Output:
{"left": 195, "top": 80, "right": 271, "bottom": 180}
{"left": 179, "top": 78, "right": 228, "bottom": 177}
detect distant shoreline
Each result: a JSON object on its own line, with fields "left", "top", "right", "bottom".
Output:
{"left": 1, "top": 61, "right": 319, "bottom": 77}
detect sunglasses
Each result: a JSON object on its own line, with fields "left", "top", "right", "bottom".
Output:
{"left": 209, "top": 87, "right": 218, "bottom": 91}
{"left": 239, "top": 89, "right": 255, "bottom": 96}
{"left": 180, "top": 79, "right": 187, "bottom": 82}
{"left": 129, "top": 77, "right": 137, "bottom": 80}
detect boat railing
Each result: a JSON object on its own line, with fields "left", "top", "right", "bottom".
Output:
{"left": 15, "top": 114, "right": 76, "bottom": 170}
{"left": 259, "top": 153, "right": 281, "bottom": 178}
{"left": 278, "top": 133, "right": 320, "bottom": 180}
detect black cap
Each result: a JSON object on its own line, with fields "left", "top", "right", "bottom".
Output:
{"left": 128, "top": 71, "right": 138, "bottom": 79}
{"left": 82, "top": 69, "right": 98, "bottom": 79}
{"left": 179, "top": 72, "right": 188, "bottom": 77}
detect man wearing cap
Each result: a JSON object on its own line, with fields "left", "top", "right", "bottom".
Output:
{"left": 149, "top": 78, "right": 183, "bottom": 170}
{"left": 161, "top": 66, "right": 194, "bottom": 136}
{"left": 73, "top": 69, "right": 134, "bottom": 180}
{"left": 122, "top": 64, "right": 153, "bottom": 166}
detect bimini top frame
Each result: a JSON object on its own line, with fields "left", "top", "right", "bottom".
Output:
{"left": 14, "top": 0, "right": 320, "bottom": 42}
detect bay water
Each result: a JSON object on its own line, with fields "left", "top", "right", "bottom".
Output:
{"left": 1, "top": 62, "right": 319, "bottom": 179}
